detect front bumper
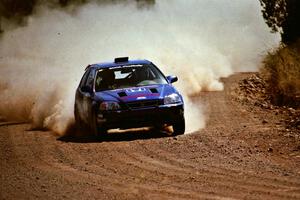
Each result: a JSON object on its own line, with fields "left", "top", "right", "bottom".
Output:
{"left": 96, "top": 103, "right": 184, "bottom": 129}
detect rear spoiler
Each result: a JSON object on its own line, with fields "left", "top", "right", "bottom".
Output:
{"left": 84, "top": 57, "right": 129, "bottom": 70}
{"left": 114, "top": 57, "right": 129, "bottom": 63}
{"left": 85, "top": 64, "right": 91, "bottom": 71}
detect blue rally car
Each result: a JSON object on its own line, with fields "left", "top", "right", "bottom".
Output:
{"left": 74, "top": 57, "right": 185, "bottom": 136}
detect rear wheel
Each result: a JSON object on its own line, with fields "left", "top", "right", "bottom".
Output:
{"left": 172, "top": 116, "right": 185, "bottom": 136}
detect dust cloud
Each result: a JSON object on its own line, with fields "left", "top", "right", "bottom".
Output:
{"left": 0, "top": 0, "right": 279, "bottom": 135}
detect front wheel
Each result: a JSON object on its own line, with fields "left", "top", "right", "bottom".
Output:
{"left": 91, "top": 126, "right": 107, "bottom": 137}
{"left": 172, "top": 116, "right": 185, "bottom": 136}
{"left": 74, "top": 105, "right": 86, "bottom": 132}
{"left": 91, "top": 112, "right": 107, "bottom": 137}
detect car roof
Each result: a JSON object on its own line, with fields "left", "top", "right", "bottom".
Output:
{"left": 87, "top": 59, "right": 152, "bottom": 70}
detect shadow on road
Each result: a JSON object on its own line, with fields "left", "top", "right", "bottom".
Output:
{"left": 58, "top": 128, "right": 170, "bottom": 143}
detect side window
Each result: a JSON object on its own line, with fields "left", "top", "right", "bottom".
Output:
{"left": 79, "top": 69, "right": 90, "bottom": 89}
{"left": 85, "top": 69, "right": 95, "bottom": 88}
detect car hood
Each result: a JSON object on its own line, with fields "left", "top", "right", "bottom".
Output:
{"left": 95, "top": 84, "right": 177, "bottom": 103}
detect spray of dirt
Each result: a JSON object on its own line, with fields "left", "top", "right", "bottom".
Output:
{"left": 0, "top": 0, "right": 279, "bottom": 135}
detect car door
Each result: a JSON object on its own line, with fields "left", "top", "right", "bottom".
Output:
{"left": 75, "top": 68, "right": 90, "bottom": 119}
{"left": 76, "top": 68, "right": 94, "bottom": 124}
{"left": 81, "top": 68, "right": 95, "bottom": 124}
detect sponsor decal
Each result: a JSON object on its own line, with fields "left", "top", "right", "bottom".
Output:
{"left": 121, "top": 93, "right": 159, "bottom": 99}
{"left": 126, "top": 87, "right": 146, "bottom": 93}
{"left": 109, "top": 64, "right": 143, "bottom": 69}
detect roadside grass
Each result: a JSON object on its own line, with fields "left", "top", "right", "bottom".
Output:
{"left": 261, "top": 41, "right": 300, "bottom": 107}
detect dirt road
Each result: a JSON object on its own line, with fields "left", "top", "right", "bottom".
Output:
{"left": 1, "top": 73, "right": 299, "bottom": 199}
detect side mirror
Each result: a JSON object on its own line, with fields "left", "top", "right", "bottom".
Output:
{"left": 81, "top": 85, "right": 92, "bottom": 93}
{"left": 166, "top": 75, "right": 178, "bottom": 84}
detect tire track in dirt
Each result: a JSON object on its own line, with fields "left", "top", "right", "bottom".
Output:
{"left": 134, "top": 144, "right": 300, "bottom": 187}
{"left": 19, "top": 132, "right": 225, "bottom": 199}
{"left": 1, "top": 73, "right": 300, "bottom": 199}
{"left": 113, "top": 144, "right": 300, "bottom": 199}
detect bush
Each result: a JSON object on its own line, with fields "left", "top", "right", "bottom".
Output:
{"left": 261, "top": 41, "right": 300, "bottom": 107}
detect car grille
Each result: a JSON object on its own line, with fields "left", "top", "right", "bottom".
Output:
{"left": 126, "top": 100, "right": 162, "bottom": 109}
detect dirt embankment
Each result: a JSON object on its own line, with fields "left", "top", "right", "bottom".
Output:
{"left": 1, "top": 73, "right": 299, "bottom": 200}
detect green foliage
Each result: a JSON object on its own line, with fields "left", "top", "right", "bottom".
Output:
{"left": 259, "top": 0, "right": 300, "bottom": 44}
{"left": 259, "top": 0, "right": 287, "bottom": 33}
{"left": 0, "top": 0, "right": 155, "bottom": 33}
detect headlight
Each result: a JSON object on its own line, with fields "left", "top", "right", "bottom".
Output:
{"left": 164, "top": 93, "right": 181, "bottom": 105}
{"left": 99, "top": 102, "right": 120, "bottom": 111}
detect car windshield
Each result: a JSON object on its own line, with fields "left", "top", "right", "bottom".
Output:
{"left": 95, "top": 64, "right": 168, "bottom": 91}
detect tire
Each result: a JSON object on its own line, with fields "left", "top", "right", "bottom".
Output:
{"left": 91, "top": 112, "right": 107, "bottom": 137}
{"left": 91, "top": 125, "right": 107, "bottom": 137}
{"left": 172, "top": 116, "right": 185, "bottom": 136}
{"left": 74, "top": 106, "right": 85, "bottom": 131}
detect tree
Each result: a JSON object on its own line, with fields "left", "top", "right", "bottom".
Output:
{"left": 259, "top": 0, "right": 300, "bottom": 44}
{"left": 0, "top": 0, "right": 155, "bottom": 34}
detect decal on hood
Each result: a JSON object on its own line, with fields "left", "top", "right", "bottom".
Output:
{"left": 125, "top": 87, "right": 147, "bottom": 93}
{"left": 121, "top": 93, "right": 159, "bottom": 100}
